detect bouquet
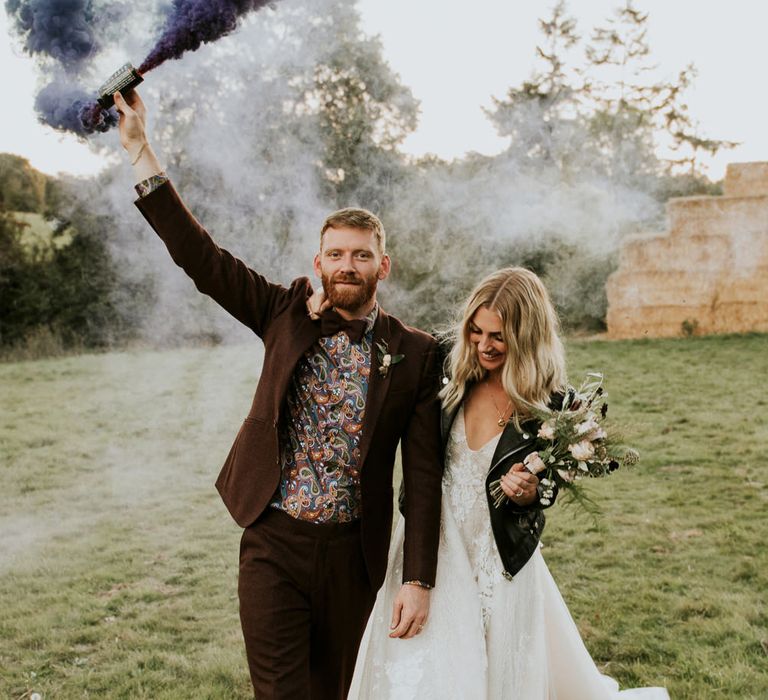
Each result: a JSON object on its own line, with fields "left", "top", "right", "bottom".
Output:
{"left": 489, "top": 372, "right": 639, "bottom": 515}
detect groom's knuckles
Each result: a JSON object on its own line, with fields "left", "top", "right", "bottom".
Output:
{"left": 390, "top": 600, "right": 403, "bottom": 626}
{"left": 393, "top": 609, "right": 417, "bottom": 637}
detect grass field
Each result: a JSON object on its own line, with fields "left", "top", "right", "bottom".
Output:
{"left": 1, "top": 334, "right": 766, "bottom": 699}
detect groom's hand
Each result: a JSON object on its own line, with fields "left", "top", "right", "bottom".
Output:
{"left": 114, "top": 90, "right": 148, "bottom": 157}
{"left": 114, "top": 89, "right": 163, "bottom": 180}
{"left": 389, "top": 584, "right": 430, "bottom": 639}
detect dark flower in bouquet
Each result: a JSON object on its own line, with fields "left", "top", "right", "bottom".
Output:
{"left": 489, "top": 373, "right": 639, "bottom": 515}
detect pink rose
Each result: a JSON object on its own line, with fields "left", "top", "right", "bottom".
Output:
{"left": 524, "top": 451, "right": 547, "bottom": 474}
{"left": 556, "top": 468, "right": 575, "bottom": 483}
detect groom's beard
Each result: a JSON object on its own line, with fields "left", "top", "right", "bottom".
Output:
{"left": 322, "top": 270, "right": 379, "bottom": 312}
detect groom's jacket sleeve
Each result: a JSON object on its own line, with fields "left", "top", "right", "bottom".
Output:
{"left": 134, "top": 179, "right": 303, "bottom": 337}
{"left": 399, "top": 340, "right": 444, "bottom": 587}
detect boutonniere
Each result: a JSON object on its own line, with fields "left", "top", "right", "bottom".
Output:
{"left": 376, "top": 340, "right": 405, "bottom": 377}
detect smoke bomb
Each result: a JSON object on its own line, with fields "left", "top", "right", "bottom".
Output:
{"left": 97, "top": 63, "right": 145, "bottom": 109}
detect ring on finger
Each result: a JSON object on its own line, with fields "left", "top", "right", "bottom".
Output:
{"left": 515, "top": 489, "right": 524, "bottom": 497}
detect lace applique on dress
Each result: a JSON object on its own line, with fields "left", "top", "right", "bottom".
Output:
{"left": 443, "top": 407, "right": 504, "bottom": 629}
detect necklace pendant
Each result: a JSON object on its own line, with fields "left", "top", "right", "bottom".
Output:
{"left": 497, "top": 417, "right": 506, "bottom": 427}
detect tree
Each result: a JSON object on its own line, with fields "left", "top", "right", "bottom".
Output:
{"left": 0, "top": 167, "right": 130, "bottom": 351}
{"left": 0, "top": 154, "right": 50, "bottom": 213}
{"left": 585, "top": 0, "right": 736, "bottom": 178}
{"left": 290, "top": 0, "right": 419, "bottom": 210}
{"left": 488, "top": 1, "right": 734, "bottom": 183}
{"left": 486, "top": 1, "right": 587, "bottom": 173}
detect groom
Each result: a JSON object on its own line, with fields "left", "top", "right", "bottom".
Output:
{"left": 114, "top": 90, "right": 443, "bottom": 699}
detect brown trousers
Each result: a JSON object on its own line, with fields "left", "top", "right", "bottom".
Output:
{"left": 238, "top": 508, "right": 376, "bottom": 699}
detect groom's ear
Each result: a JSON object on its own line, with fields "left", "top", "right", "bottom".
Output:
{"left": 377, "top": 254, "right": 391, "bottom": 280}
{"left": 313, "top": 253, "right": 322, "bottom": 278}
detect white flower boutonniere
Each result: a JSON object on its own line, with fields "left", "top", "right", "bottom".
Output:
{"left": 376, "top": 340, "right": 404, "bottom": 377}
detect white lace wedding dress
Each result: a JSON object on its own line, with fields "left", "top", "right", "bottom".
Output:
{"left": 349, "top": 407, "right": 669, "bottom": 699}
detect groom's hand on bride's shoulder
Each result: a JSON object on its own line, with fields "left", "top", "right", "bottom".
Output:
{"left": 306, "top": 287, "right": 330, "bottom": 320}
{"left": 389, "top": 583, "right": 430, "bottom": 639}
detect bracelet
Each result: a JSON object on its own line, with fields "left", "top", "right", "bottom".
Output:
{"left": 403, "top": 580, "right": 432, "bottom": 589}
{"left": 130, "top": 142, "right": 147, "bottom": 166}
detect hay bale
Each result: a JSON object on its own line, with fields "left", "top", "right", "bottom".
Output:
{"left": 667, "top": 196, "right": 768, "bottom": 238}
{"left": 724, "top": 162, "right": 768, "bottom": 197}
{"left": 607, "top": 161, "right": 768, "bottom": 339}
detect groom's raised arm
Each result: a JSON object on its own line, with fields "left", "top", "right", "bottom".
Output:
{"left": 115, "top": 90, "right": 297, "bottom": 337}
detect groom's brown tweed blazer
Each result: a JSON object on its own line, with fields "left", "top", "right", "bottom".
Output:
{"left": 135, "top": 181, "right": 443, "bottom": 589}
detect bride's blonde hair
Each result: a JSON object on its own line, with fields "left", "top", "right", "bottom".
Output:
{"left": 440, "top": 267, "right": 567, "bottom": 422}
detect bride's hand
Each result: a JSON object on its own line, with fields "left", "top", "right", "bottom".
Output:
{"left": 306, "top": 288, "right": 330, "bottom": 320}
{"left": 500, "top": 463, "right": 539, "bottom": 506}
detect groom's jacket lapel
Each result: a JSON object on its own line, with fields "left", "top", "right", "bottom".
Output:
{"left": 358, "top": 310, "right": 400, "bottom": 466}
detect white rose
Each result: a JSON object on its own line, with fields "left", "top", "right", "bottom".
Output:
{"left": 568, "top": 440, "right": 595, "bottom": 461}
{"left": 537, "top": 422, "right": 555, "bottom": 440}
{"left": 524, "top": 451, "right": 547, "bottom": 474}
{"left": 556, "top": 468, "right": 575, "bottom": 483}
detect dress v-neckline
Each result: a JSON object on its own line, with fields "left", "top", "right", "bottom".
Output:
{"left": 460, "top": 405, "right": 504, "bottom": 453}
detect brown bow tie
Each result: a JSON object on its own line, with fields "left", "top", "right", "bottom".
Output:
{"left": 318, "top": 309, "right": 368, "bottom": 343}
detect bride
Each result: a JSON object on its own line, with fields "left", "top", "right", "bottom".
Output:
{"left": 349, "top": 267, "right": 669, "bottom": 699}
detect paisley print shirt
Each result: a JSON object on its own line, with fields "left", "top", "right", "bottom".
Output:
{"left": 269, "top": 307, "right": 377, "bottom": 523}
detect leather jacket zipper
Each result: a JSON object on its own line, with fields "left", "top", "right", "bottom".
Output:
{"left": 488, "top": 442, "right": 530, "bottom": 476}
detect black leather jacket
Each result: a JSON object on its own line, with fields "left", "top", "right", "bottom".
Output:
{"left": 440, "top": 403, "right": 559, "bottom": 580}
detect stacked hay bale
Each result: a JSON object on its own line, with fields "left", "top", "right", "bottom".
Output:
{"left": 607, "top": 162, "right": 768, "bottom": 338}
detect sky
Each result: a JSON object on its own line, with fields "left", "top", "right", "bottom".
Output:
{"left": 2, "top": 0, "right": 767, "bottom": 180}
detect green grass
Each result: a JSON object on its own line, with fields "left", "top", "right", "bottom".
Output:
{"left": 1, "top": 334, "right": 767, "bottom": 698}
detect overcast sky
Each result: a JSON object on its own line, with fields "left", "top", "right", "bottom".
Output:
{"left": 2, "top": 0, "right": 767, "bottom": 179}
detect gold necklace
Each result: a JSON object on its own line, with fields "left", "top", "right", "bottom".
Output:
{"left": 487, "top": 382, "right": 512, "bottom": 427}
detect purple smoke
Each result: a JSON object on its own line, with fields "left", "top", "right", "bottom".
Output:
{"left": 6, "top": 0, "right": 278, "bottom": 137}
{"left": 35, "top": 82, "right": 119, "bottom": 135}
{"left": 5, "top": 0, "right": 98, "bottom": 68}
{"left": 139, "top": 0, "right": 274, "bottom": 73}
